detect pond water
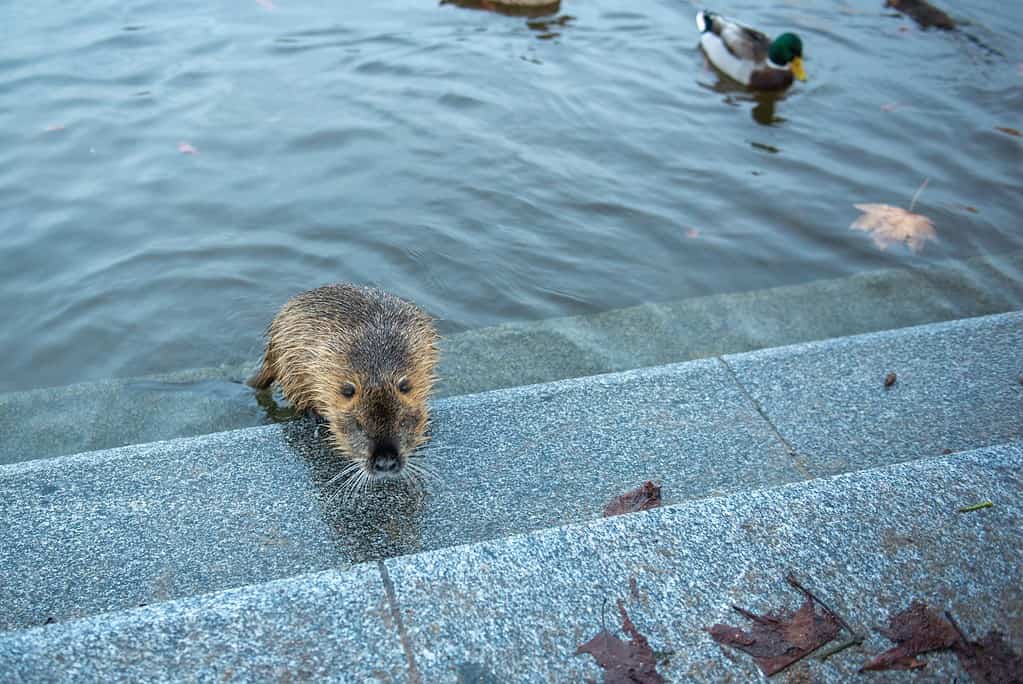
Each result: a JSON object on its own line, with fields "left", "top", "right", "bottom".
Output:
{"left": 2, "top": 0, "right": 1022, "bottom": 393}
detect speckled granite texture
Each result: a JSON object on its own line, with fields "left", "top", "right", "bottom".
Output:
{"left": 724, "top": 309, "right": 1023, "bottom": 476}
{"left": 0, "top": 565, "right": 407, "bottom": 683}
{"left": 1, "top": 443, "right": 1020, "bottom": 683}
{"left": 2, "top": 311, "right": 1020, "bottom": 637}
{"left": 0, "top": 358, "right": 798, "bottom": 632}
{"left": 386, "top": 442, "right": 1023, "bottom": 682}
{"left": 4, "top": 251, "right": 1022, "bottom": 464}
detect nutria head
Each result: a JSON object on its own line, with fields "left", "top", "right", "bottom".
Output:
{"left": 250, "top": 283, "right": 439, "bottom": 485}
{"left": 314, "top": 319, "right": 437, "bottom": 480}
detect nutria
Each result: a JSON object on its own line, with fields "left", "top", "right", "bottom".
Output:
{"left": 249, "top": 284, "right": 439, "bottom": 480}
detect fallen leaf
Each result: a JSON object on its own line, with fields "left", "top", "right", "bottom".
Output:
{"left": 955, "top": 629, "right": 1023, "bottom": 684}
{"left": 995, "top": 126, "right": 1021, "bottom": 138}
{"left": 884, "top": 372, "right": 897, "bottom": 388}
{"left": 881, "top": 102, "right": 901, "bottom": 112}
{"left": 177, "top": 141, "right": 199, "bottom": 155}
{"left": 708, "top": 596, "right": 842, "bottom": 675}
{"left": 603, "top": 481, "right": 662, "bottom": 518}
{"left": 851, "top": 203, "right": 936, "bottom": 253}
{"left": 686, "top": 228, "right": 701, "bottom": 239}
{"left": 958, "top": 501, "right": 993, "bottom": 513}
{"left": 577, "top": 599, "right": 665, "bottom": 683}
{"left": 860, "top": 601, "right": 959, "bottom": 671}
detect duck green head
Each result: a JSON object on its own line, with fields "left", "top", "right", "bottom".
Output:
{"left": 769, "top": 33, "right": 806, "bottom": 81}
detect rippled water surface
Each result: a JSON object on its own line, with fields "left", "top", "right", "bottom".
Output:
{"left": 2, "top": 0, "right": 1022, "bottom": 392}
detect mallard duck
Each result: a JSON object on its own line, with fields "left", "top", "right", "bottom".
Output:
{"left": 696, "top": 10, "right": 805, "bottom": 90}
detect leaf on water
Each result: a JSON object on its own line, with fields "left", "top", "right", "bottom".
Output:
{"left": 686, "top": 228, "right": 701, "bottom": 239}
{"left": 995, "top": 126, "right": 1021, "bottom": 138}
{"left": 576, "top": 599, "right": 665, "bottom": 684}
{"left": 881, "top": 102, "right": 901, "bottom": 112}
{"left": 707, "top": 596, "right": 842, "bottom": 676}
{"left": 884, "top": 372, "right": 897, "bottom": 388}
{"left": 177, "top": 141, "right": 199, "bottom": 155}
{"left": 955, "top": 629, "right": 1023, "bottom": 684}
{"left": 850, "top": 203, "right": 936, "bottom": 253}
{"left": 603, "top": 481, "right": 662, "bottom": 518}
{"left": 860, "top": 601, "right": 959, "bottom": 671}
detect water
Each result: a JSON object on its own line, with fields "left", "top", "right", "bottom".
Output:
{"left": 2, "top": 0, "right": 1022, "bottom": 393}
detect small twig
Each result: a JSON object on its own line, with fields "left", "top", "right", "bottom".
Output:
{"left": 731, "top": 604, "right": 770, "bottom": 625}
{"left": 944, "top": 610, "right": 971, "bottom": 646}
{"left": 785, "top": 573, "right": 859, "bottom": 637}
{"left": 908, "top": 177, "right": 930, "bottom": 212}
{"left": 958, "top": 501, "right": 993, "bottom": 513}
{"left": 816, "top": 635, "right": 866, "bottom": 662}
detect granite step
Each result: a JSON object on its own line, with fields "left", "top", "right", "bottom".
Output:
{"left": 1, "top": 440, "right": 1020, "bottom": 682}
{"left": 3, "top": 250, "right": 1022, "bottom": 465}
{"left": 1, "top": 311, "right": 1019, "bottom": 635}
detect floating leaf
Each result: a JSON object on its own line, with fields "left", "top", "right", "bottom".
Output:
{"left": 995, "top": 126, "right": 1021, "bottom": 138}
{"left": 851, "top": 203, "right": 936, "bottom": 253}
{"left": 860, "top": 601, "right": 959, "bottom": 671}
{"left": 177, "top": 141, "right": 199, "bottom": 155}
{"left": 685, "top": 228, "right": 701, "bottom": 239}
{"left": 884, "top": 372, "right": 897, "bottom": 388}
{"left": 577, "top": 599, "right": 665, "bottom": 683}
{"left": 881, "top": 102, "right": 901, "bottom": 112}
{"left": 603, "top": 481, "right": 662, "bottom": 518}
{"left": 708, "top": 595, "right": 842, "bottom": 676}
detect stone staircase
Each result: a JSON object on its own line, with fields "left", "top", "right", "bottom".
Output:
{"left": 4, "top": 249, "right": 1022, "bottom": 465}
{"left": 1, "top": 305, "right": 1020, "bottom": 682}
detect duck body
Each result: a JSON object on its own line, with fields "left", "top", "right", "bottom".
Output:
{"left": 696, "top": 10, "right": 805, "bottom": 91}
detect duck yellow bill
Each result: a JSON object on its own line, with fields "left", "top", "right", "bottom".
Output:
{"left": 791, "top": 57, "right": 806, "bottom": 81}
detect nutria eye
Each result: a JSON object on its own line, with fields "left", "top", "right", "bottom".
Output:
{"left": 397, "top": 376, "right": 411, "bottom": 394}
{"left": 340, "top": 383, "right": 356, "bottom": 398}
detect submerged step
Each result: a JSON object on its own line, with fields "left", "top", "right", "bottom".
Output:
{"left": 1, "top": 441, "right": 1020, "bottom": 682}
{"left": 3, "top": 250, "right": 1023, "bottom": 464}
{"left": 0, "top": 311, "right": 1019, "bottom": 634}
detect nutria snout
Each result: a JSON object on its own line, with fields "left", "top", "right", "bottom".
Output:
{"left": 250, "top": 284, "right": 439, "bottom": 483}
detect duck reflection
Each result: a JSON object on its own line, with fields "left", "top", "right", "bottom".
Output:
{"left": 698, "top": 75, "right": 788, "bottom": 127}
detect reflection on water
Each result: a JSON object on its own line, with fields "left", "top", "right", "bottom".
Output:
{"left": 282, "top": 419, "right": 427, "bottom": 563}
{"left": 697, "top": 67, "right": 787, "bottom": 126}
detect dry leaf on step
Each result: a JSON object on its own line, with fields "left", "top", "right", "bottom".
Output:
{"left": 850, "top": 204, "right": 936, "bottom": 253}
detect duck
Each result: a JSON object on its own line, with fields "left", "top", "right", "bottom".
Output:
{"left": 696, "top": 10, "right": 805, "bottom": 91}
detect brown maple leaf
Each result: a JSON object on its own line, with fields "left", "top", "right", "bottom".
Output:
{"left": 603, "top": 481, "right": 662, "bottom": 518}
{"left": 860, "top": 601, "right": 960, "bottom": 671}
{"left": 708, "top": 595, "right": 842, "bottom": 675}
{"left": 851, "top": 203, "right": 936, "bottom": 253}
{"left": 576, "top": 599, "right": 665, "bottom": 683}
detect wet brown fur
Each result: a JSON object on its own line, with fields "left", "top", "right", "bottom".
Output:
{"left": 250, "top": 284, "right": 438, "bottom": 466}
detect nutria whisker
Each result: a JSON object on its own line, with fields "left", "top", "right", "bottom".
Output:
{"left": 324, "top": 461, "right": 362, "bottom": 489}
{"left": 405, "top": 459, "right": 441, "bottom": 483}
